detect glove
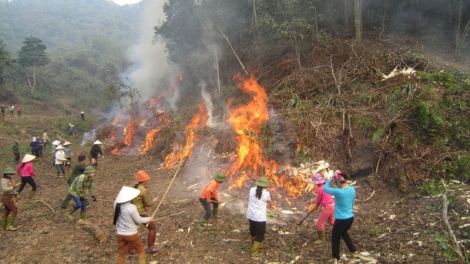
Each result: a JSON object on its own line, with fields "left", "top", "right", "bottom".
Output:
{"left": 92, "top": 195, "right": 97, "bottom": 202}
{"left": 79, "top": 197, "right": 85, "bottom": 201}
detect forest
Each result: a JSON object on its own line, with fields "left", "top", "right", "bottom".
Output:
{"left": 0, "top": 0, "right": 470, "bottom": 263}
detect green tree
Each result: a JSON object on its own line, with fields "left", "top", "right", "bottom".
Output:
{"left": 0, "top": 39, "right": 10, "bottom": 85}
{"left": 18, "top": 36, "right": 50, "bottom": 91}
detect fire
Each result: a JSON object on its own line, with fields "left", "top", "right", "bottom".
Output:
{"left": 161, "top": 103, "right": 208, "bottom": 169}
{"left": 226, "top": 73, "right": 306, "bottom": 203}
{"left": 138, "top": 112, "right": 171, "bottom": 154}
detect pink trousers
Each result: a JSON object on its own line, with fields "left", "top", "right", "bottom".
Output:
{"left": 317, "top": 204, "right": 335, "bottom": 231}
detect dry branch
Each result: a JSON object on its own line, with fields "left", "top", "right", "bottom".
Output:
{"left": 38, "top": 200, "right": 56, "bottom": 214}
{"left": 219, "top": 29, "right": 249, "bottom": 76}
{"left": 76, "top": 219, "right": 107, "bottom": 243}
{"left": 442, "top": 192, "right": 465, "bottom": 264}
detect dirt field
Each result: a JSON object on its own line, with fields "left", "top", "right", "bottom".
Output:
{"left": 0, "top": 133, "right": 456, "bottom": 264}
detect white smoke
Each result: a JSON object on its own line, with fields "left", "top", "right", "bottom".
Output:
{"left": 123, "top": 0, "right": 179, "bottom": 105}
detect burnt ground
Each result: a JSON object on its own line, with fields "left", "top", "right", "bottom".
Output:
{"left": 0, "top": 138, "right": 461, "bottom": 264}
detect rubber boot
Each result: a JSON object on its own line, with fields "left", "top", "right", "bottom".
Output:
{"left": 327, "top": 258, "right": 338, "bottom": 264}
{"left": 196, "top": 217, "right": 206, "bottom": 229}
{"left": 67, "top": 207, "right": 76, "bottom": 220}
{"left": 0, "top": 217, "right": 7, "bottom": 230}
{"left": 80, "top": 212, "right": 87, "bottom": 221}
{"left": 147, "top": 229, "right": 160, "bottom": 253}
{"left": 137, "top": 259, "right": 146, "bottom": 264}
{"left": 128, "top": 244, "right": 137, "bottom": 255}
{"left": 314, "top": 230, "right": 326, "bottom": 244}
{"left": 250, "top": 236, "right": 255, "bottom": 245}
{"left": 252, "top": 241, "right": 262, "bottom": 257}
{"left": 6, "top": 216, "right": 17, "bottom": 231}
{"left": 29, "top": 191, "right": 36, "bottom": 199}
{"left": 212, "top": 208, "right": 218, "bottom": 219}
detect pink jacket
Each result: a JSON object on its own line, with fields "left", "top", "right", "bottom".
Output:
{"left": 316, "top": 184, "right": 334, "bottom": 206}
{"left": 16, "top": 162, "right": 36, "bottom": 177}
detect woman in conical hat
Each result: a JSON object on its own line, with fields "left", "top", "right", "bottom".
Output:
{"left": 16, "top": 154, "right": 37, "bottom": 199}
{"left": 89, "top": 140, "right": 104, "bottom": 170}
{"left": 1, "top": 167, "right": 21, "bottom": 231}
{"left": 113, "top": 186, "right": 154, "bottom": 264}
{"left": 246, "top": 176, "right": 271, "bottom": 258}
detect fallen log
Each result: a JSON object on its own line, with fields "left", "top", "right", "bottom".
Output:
{"left": 76, "top": 219, "right": 107, "bottom": 243}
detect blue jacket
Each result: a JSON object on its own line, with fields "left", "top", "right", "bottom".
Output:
{"left": 323, "top": 180, "right": 356, "bottom": 220}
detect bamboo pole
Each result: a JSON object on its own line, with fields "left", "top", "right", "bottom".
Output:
{"left": 148, "top": 160, "right": 184, "bottom": 222}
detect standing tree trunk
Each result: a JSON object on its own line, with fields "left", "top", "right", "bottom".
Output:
{"left": 354, "top": 0, "right": 362, "bottom": 42}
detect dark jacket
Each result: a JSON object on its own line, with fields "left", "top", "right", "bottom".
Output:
{"left": 90, "top": 145, "right": 103, "bottom": 159}
{"left": 68, "top": 162, "right": 87, "bottom": 185}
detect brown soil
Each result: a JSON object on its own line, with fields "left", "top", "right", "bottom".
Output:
{"left": 0, "top": 137, "right": 455, "bottom": 264}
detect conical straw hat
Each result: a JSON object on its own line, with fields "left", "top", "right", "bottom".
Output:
{"left": 94, "top": 140, "right": 102, "bottom": 145}
{"left": 22, "top": 154, "right": 36, "bottom": 163}
{"left": 63, "top": 141, "right": 72, "bottom": 146}
{"left": 115, "top": 186, "right": 140, "bottom": 204}
{"left": 55, "top": 145, "right": 65, "bottom": 150}
{"left": 52, "top": 140, "right": 60, "bottom": 146}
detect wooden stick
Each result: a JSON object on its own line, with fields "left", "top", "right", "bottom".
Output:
{"left": 149, "top": 160, "right": 184, "bottom": 221}
{"left": 219, "top": 29, "right": 249, "bottom": 76}
{"left": 152, "top": 211, "right": 185, "bottom": 222}
{"left": 38, "top": 200, "right": 56, "bottom": 214}
{"left": 364, "top": 191, "right": 375, "bottom": 201}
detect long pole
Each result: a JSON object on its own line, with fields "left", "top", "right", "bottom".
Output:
{"left": 147, "top": 160, "right": 184, "bottom": 223}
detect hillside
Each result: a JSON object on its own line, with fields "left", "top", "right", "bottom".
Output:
{"left": 1, "top": 0, "right": 470, "bottom": 263}
{"left": 0, "top": 0, "right": 140, "bottom": 53}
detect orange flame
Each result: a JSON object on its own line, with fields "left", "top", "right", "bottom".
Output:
{"left": 161, "top": 103, "right": 208, "bottom": 168}
{"left": 139, "top": 112, "right": 171, "bottom": 154}
{"left": 226, "top": 73, "right": 306, "bottom": 203}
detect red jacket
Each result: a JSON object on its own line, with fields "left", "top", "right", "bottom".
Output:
{"left": 16, "top": 162, "right": 36, "bottom": 177}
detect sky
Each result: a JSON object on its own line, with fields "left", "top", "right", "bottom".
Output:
{"left": 112, "top": 0, "right": 142, "bottom": 5}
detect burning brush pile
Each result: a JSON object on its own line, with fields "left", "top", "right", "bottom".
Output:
{"left": 92, "top": 73, "right": 335, "bottom": 210}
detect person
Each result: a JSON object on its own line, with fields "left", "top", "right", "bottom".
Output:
{"left": 42, "top": 130, "right": 51, "bottom": 152}
{"left": 16, "top": 154, "right": 37, "bottom": 199}
{"left": 131, "top": 170, "right": 159, "bottom": 254}
{"left": 80, "top": 111, "right": 85, "bottom": 120}
{"left": 68, "top": 165, "right": 97, "bottom": 221}
{"left": 89, "top": 140, "right": 104, "bottom": 170}
{"left": 246, "top": 176, "right": 271, "bottom": 257}
{"left": 196, "top": 172, "right": 227, "bottom": 229}
{"left": 309, "top": 173, "right": 335, "bottom": 244}
{"left": 114, "top": 186, "right": 154, "bottom": 264}
{"left": 9, "top": 105, "right": 14, "bottom": 117}
{"left": 0, "top": 105, "right": 5, "bottom": 114}
{"left": 11, "top": 141, "right": 20, "bottom": 165}
{"left": 30, "top": 137, "right": 39, "bottom": 157}
{"left": 63, "top": 141, "right": 73, "bottom": 172}
{"left": 323, "top": 170, "right": 359, "bottom": 264}
{"left": 68, "top": 123, "right": 73, "bottom": 136}
{"left": 60, "top": 155, "right": 87, "bottom": 209}
{"left": 54, "top": 145, "right": 67, "bottom": 177}
{"left": 36, "top": 137, "right": 43, "bottom": 158}
{"left": 1, "top": 167, "right": 21, "bottom": 231}
{"left": 16, "top": 105, "right": 21, "bottom": 117}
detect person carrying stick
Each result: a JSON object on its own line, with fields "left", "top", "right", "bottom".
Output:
{"left": 129, "top": 170, "right": 160, "bottom": 254}
{"left": 114, "top": 186, "right": 153, "bottom": 264}
{"left": 1, "top": 167, "right": 21, "bottom": 231}
{"left": 196, "top": 172, "right": 227, "bottom": 229}
{"left": 310, "top": 173, "right": 335, "bottom": 244}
